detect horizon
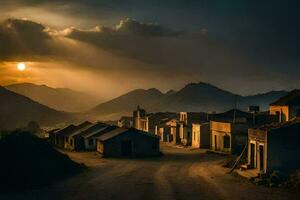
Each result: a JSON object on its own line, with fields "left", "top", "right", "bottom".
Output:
{"left": 1, "top": 81, "right": 295, "bottom": 100}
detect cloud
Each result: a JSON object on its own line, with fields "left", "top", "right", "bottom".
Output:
{"left": 0, "top": 18, "right": 52, "bottom": 60}
{"left": 0, "top": 17, "right": 299, "bottom": 97}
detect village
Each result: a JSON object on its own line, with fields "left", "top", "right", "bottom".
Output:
{"left": 1, "top": 90, "right": 300, "bottom": 200}
{"left": 46, "top": 89, "right": 300, "bottom": 182}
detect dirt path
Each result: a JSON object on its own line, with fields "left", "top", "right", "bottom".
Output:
{"left": 1, "top": 144, "right": 299, "bottom": 200}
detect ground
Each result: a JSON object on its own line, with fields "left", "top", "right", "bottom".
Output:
{"left": 1, "top": 144, "right": 299, "bottom": 200}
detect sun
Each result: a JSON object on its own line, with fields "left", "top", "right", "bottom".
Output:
{"left": 17, "top": 63, "right": 26, "bottom": 71}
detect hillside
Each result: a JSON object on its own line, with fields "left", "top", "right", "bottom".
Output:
{"left": 153, "top": 82, "right": 239, "bottom": 112}
{"left": 87, "top": 82, "right": 289, "bottom": 120}
{"left": 5, "top": 83, "right": 100, "bottom": 112}
{"left": 0, "top": 131, "right": 84, "bottom": 192}
{"left": 0, "top": 86, "right": 73, "bottom": 130}
{"left": 87, "top": 88, "right": 164, "bottom": 120}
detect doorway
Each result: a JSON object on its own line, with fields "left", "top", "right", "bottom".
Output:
{"left": 223, "top": 135, "right": 230, "bottom": 149}
{"left": 214, "top": 135, "right": 217, "bottom": 150}
{"left": 259, "top": 145, "right": 264, "bottom": 171}
{"left": 121, "top": 141, "right": 132, "bottom": 156}
{"left": 250, "top": 143, "right": 255, "bottom": 168}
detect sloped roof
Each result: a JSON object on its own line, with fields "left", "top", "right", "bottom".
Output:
{"left": 67, "top": 122, "right": 105, "bottom": 138}
{"left": 97, "top": 128, "right": 128, "bottom": 142}
{"left": 83, "top": 125, "right": 118, "bottom": 139}
{"left": 54, "top": 121, "right": 93, "bottom": 137}
{"left": 211, "top": 109, "right": 252, "bottom": 123}
{"left": 97, "top": 128, "right": 159, "bottom": 142}
{"left": 270, "top": 89, "right": 300, "bottom": 106}
{"left": 80, "top": 122, "right": 107, "bottom": 137}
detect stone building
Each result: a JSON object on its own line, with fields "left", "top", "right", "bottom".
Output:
{"left": 155, "top": 118, "right": 179, "bottom": 143}
{"left": 269, "top": 90, "right": 300, "bottom": 123}
{"left": 191, "top": 122, "right": 210, "bottom": 149}
{"left": 133, "top": 106, "right": 149, "bottom": 132}
{"left": 97, "top": 128, "right": 160, "bottom": 157}
{"left": 210, "top": 120, "right": 249, "bottom": 154}
{"left": 246, "top": 120, "right": 300, "bottom": 175}
{"left": 179, "top": 112, "right": 209, "bottom": 145}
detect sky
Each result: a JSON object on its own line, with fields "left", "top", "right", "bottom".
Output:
{"left": 0, "top": 0, "right": 299, "bottom": 99}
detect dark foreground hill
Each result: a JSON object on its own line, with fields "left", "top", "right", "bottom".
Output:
{"left": 0, "top": 131, "right": 84, "bottom": 193}
{"left": 0, "top": 86, "right": 73, "bottom": 130}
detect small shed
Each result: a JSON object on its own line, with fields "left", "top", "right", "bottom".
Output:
{"left": 247, "top": 121, "right": 300, "bottom": 175}
{"left": 97, "top": 128, "right": 160, "bottom": 157}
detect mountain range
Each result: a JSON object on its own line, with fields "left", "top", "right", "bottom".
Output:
{"left": 0, "top": 82, "right": 289, "bottom": 128}
{"left": 0, "top": 86, "right": 73, "bottom": 130}
{"left": 87, "top": 82, "right": 288, "bottom": 120}
{"left": 5, "top": 83, "right": 100, "bottom": 112}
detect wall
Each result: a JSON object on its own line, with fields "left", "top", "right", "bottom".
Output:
{"left": 84, "top": 138, "right": 97, "bottom": 151}
{"left": 200, "top": 123, "right": 210, "bottom": 149}
{"left": 269, "top": 105, "right": 289, "bottom": 122}
{"left": 192, "top": 124, "right": 200, "bottom": 148}
{"left": 267, "top": 124, "right": 300, "bottom": 175}
{"left": 248, "top": 129, "right": 268, "bottom": 173}
{"left": 101, "top": 131, "right": 160, "bottom": 157}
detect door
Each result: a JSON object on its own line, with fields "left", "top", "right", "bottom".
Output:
{"left": 214, "top": 135, "right": 217, "bottom": 150}
{"left": 250, "top": 143, "right": 255, "bottom": 168}
{"left": 121, "top": 141, "right": 132, "bottom": 156}
{"left": 223, "top": 135, "right": 230, "bottom": 149}
{"left": 259, "top": 145, "right": 264, "bottom": 171}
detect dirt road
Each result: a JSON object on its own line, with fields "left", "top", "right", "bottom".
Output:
{"left": 1, "top": 144, "right": 299, "bottom": 200}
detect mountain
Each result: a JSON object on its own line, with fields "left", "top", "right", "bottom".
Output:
{"left": 0, "top": 86, "right": 73, "bottom": 130}
{"left": 87, "top": 88, "right": 164, "bottom": 120}
{"left": 5, "top": 83, "right": 100, "bottom": 112}
{"left": 240, "top": 90, "right": 289, "bottom": 111}
{"left": 87, "top": 82, "right": 289, "bottom": 120}
{"left": 153, "top": 82, "right": 239, "bottom": 112}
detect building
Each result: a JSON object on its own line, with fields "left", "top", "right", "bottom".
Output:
{"left": 269, "top": 90, "right": 300, "bottom": 123}
{"left": 97, "top": 128, "right": 160, "bottom": 157}
{"left": 148, "top": 112, "right": 179, "bottom": 134}
{"left": 117, "top": 116, "right": 133, "bottom": 128}
{"left": 133, "top": 106, "right": 149, "bottom": 132}
{"left": 191, "top": 122, "right": 210, "bottom": 149}
{"left": 82, "top": 125, "right": 118, "bottom": 151}
{"left": 155, "top": 118, "right": 179, "bottom": 143}
{"left": 210, "top": 120, "right": 249, "bottom": 154}
{"left": 64, "top": 122, "right": 107, "bottom": 151}
{"left": 246, "top": 120, "right": 300, "bottom": 175}
{"left": 179, "top": 112, "right": 209, "bottom": 145}
{"left": 50, "top": 121, "right": 92, "bottom": 148}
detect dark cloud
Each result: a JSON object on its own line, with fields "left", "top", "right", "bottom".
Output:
{"left": 0, "top": 18, "right": 52, "bottom": 60}
{"left": 0, "top": 0, "right": 300, "bottom": 95}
